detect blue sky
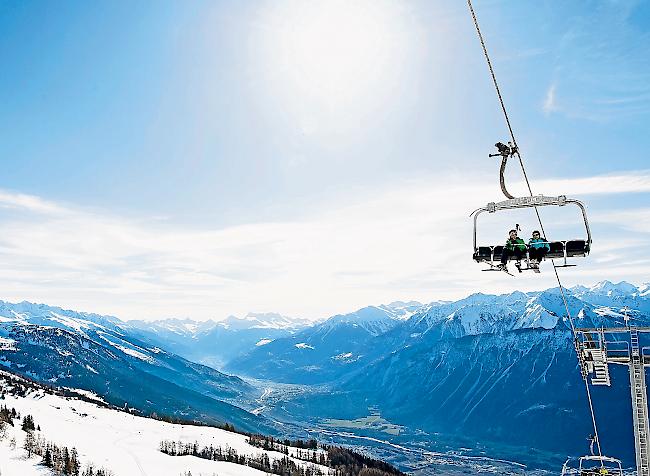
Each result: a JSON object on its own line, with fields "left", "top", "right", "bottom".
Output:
{"left": 1, "top": 0, "right": 649, "bottom": 320}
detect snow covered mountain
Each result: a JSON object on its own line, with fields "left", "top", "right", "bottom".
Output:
{"left": 225, "top": 302, "right": 423, "bottom": 384}
{"left": 126, "top": 312, "right": 311, "bottom": 369}
{"left": 570, "top": 280, "right": 650, "bottom": 314}
{"left": 220, "top": 312, "right": 314, "bottom": 330}
{"left": 271, "top": 281, "right": 649, "bottom": 469}
{"left": 1, "top": 281, "right": 647, "bottom": 469}
{"left": 228, "top": 282, "right": 646, "bottom": 386}
{"left": 0, "top": 301, "right": 270, "bottom": 433}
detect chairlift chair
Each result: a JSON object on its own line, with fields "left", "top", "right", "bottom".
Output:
{"left": 471, "top": 142, "right": 592, "bottom": 273}
{"left": 560, "top": 455, "right": 624, "bottom": 475}
{"left": 471, "top": 194, "right": 592, "bottom": 271}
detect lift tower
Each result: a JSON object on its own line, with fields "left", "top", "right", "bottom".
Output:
{"left": 575, "top": 324, "right": 650, "bottom": 476}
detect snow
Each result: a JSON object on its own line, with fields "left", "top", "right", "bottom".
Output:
{"left": 331, "top": 352, "right": 359, "bottom": 364}
{"left": 407, "top": 283, "right": 650, "bottom": 338}
{"left": 0, "top": 336, "right": 17, "bottom": 350}
{"left": 48, "top": 312, "right": 91, "bottom": 333}
{"left": 0, "top": 387, "right": 329, "bottom": 476}
{"left": 589, "top": 280, "right": 638, "bottom": 295}
{"left": 11, "top": 311, "right": 27, "bottom": 321}
{"left": 295, "top": 343, "right": 314, "bottom": 350}
{"left": 377, "top": 302, "right": 423, "bottom": 321}
{"left": 221, "top": 313, "right": 310, "bottom": 331}
{"left": 0, "top": 425, "right": 52, "bottom": 476}
{"left": 113, "top": 344, "right": 155, "bottom": 363}
{"left": 512, "top": 304, "right": 559, "bottom": 330}
{"left": 63, "top": 387, "right": 106, "bottom": 404}
{"left": 640, "top": 283, "right": 650, "bottom": 297}
{"left": 98, "top": 333, "right": 155, "bottom": 363}
{"left": 182, "top": 322, "right": 199, "bottom": 333}
{"left": 594, "top": 307, "right": 625, "bottom": 318}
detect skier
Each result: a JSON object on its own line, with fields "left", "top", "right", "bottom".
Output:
{"left": 499, "top": 229, "right": 526, "bottom": 272}
{"left": 528, "top": 230, "right": 550, "bottom": 267}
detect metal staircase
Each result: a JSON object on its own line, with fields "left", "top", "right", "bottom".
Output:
{"left": 591, "top": 344, "right": 611, "bottom": 386}
{"left": 577, "top": 331, "right": 611, "bottom": 386}
{"left": 630, "top": 329, "right": 650, "bottom": 476}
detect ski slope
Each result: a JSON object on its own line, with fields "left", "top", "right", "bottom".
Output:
{"left": 0, "top": 380, "right": 328, "bottom": 476}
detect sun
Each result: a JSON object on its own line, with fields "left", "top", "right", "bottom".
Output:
{"left": 253, "top": 0, "right": 417, "bottom": 135}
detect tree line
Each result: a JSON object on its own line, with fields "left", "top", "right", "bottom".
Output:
{"left": 247, "top": 433, "right": 403, "bottom": 476}
{"left": 161, "top": 437, "right": 403, "bottom": 476}
{"left": 248, "top": 434, "right": 325, "bottom": 464}
{"left": 160, "top": 439, "right": 325, "bottom": 476}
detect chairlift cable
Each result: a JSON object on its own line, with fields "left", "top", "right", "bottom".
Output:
{"left": 466, "top": 0, "right": 604, "bottom": 459}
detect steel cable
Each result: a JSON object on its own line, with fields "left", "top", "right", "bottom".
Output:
{"left": 466, "top": 0, "right": 604, "bottom": 459}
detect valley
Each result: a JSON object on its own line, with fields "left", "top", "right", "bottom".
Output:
{"left": 1, "top": 280, "right": 647, "bottom": 474}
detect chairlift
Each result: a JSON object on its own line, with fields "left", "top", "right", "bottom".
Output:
{"left": 471, "top": 142, "right": 592, "bottom": 273}
{"left": 560, "top": 455, "right": 623, "bottom": 475}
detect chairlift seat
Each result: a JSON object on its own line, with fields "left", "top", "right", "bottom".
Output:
{"left": 473, "top": 240, "right": 590, "bottom": 263}
{"left": 567, "top": 239, "right": 589, "bottom": 255}
{"left": 471, "top": 195, "right": 592, "bottom": 269}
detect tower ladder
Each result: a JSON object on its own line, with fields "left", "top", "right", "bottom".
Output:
{"left": 630, "top": 328, "right": 650, "bottom": 476}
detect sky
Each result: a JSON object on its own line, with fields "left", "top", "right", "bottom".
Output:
{"left": 0, "top": 0, "right": 649, "bottom": 321}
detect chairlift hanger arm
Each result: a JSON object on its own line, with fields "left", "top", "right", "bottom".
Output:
{"left": 489, "top": 142, "right": 517, "bottom": 200}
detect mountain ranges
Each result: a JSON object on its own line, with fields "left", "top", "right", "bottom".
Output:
{"left": 1, "top": 280, "right": 648, "bottom": 469}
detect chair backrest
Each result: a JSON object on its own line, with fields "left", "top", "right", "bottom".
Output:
{"left": 549, "top": 241, "right": 565, "bottom": 254}
{"left": 566, "top": 240, "right": 588, "bottom": 254}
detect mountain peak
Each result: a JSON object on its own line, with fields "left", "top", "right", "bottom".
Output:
{"left": 590, "top": 280, "right": 638, "bottom": 294}
{"left": 220, "top": 312, "right": 310, "bottom": 330}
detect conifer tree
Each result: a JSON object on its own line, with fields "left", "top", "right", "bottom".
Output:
{"left": 24, "top": 430, "right": 35, "bottom": 457}
{"left": 21, "top": 414, "right": 35, "bottom": 431}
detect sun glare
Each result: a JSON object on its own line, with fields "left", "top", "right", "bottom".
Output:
{"left": 254, "top": 0, "right": 417, "bottom": 135}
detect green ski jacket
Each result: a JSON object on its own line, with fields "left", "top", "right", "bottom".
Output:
{"left": 505, "top": 237, "right": 526, "bottom": 251}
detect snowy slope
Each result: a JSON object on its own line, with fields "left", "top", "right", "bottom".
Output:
{"left": 0, "top": 301, "right": 267, "bottom": 434}
{"left": 0, "top": 427, "right": 51, "bottom": 476}
{"left": 0, "top": 371, "right": 328, "bottom": 476}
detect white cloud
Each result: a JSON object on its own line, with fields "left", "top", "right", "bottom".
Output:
{"left": 533, "top": 172, "right": 650, "bottom": 196}
{"left": 0, "top": 190, "right": 68, "bottom": 215}
{"left": 0, "top": 170, "right": 649, "bottom": 321}
{"left": 543, "top": 82, "right": 559, "bottom": 115}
